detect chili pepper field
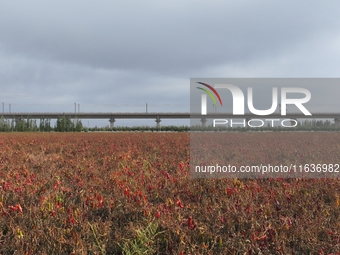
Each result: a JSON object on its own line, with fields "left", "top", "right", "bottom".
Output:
{"left": 0, "top": 132, "right": 339, "bottom": 254}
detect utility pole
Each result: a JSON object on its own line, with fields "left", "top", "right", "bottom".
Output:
{"left": 77, "top": 104, "right": 80, "bottom": 128}
{"left": 74, "top": 102, "right": 77, "bottom": 127}
{"left": 146, "top": 103, "right": 148, "bottom": 113}
{"left": 9, "top": 104, "right": 11, "bottom": 113}
{"left": 2, "top": 102, "right": 4, "bottom": 113}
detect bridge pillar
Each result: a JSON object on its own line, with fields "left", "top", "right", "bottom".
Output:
{"left": 201, "top": 118, "right": 207, "bottom": 127}
{"left": 155, "top": 116, "right": 161, "bottom": 129}
{"left": 109, "top": 118, "right": 115, "bottom": 128}
{"left": 335, "top": 118, "right": 340, "bottom": 128}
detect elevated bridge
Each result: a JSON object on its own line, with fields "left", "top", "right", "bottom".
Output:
{"left": 1, "top": 112, "right": 340, "bottom": 128}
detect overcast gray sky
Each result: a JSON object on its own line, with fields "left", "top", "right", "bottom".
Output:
{"left": 1, "top": 1, "right": 340, "bottom": 126}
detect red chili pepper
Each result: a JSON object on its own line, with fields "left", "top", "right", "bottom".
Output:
{"left": 16, "top": 204, "right": 22, "bottom": 213}
{"left": 176, "top": 199, "right": 184, "bottom": 208}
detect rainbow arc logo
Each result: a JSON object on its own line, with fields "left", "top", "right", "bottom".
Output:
{"left": 196, "top": 82, "right": 223, "bottom": 114}
{"left": 196, "top": 82, "right": 223, "bottom": 106}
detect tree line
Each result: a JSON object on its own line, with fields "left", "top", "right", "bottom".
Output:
{"left": 0, "top": 116, "right": 339, "bottom": 132}
{"left": 0, "top": 115, "right": 83, "bottom": 132}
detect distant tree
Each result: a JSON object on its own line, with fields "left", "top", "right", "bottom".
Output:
{"left": 324, "top": 120, "right": 331, "bottom": 127}
{"left": 56, "top": 115, "right": 74, "bottom": 132}
{"left": 75, "top": 120, "right": 83, "bottom": 132}
{"left": 0, "top": 116, "right": 6, "bottom": 131}
{"left": 15, "top": 118, "right": 26, "bottom": 132}
{"left": 27, "top": 119, "right": 38, "bottom": 131}
{"left": 40, "top": 118, "right": 45, "bottom": 131}
{"left": 44, "top": 118, "right": 52, "bottom": 132}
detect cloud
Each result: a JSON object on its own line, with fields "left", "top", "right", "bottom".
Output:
{"left": 2, "top": 1, "right": 339, "bottom": 74}
{"left": 0, "top": 1, "right": 339, "bottom": 125}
